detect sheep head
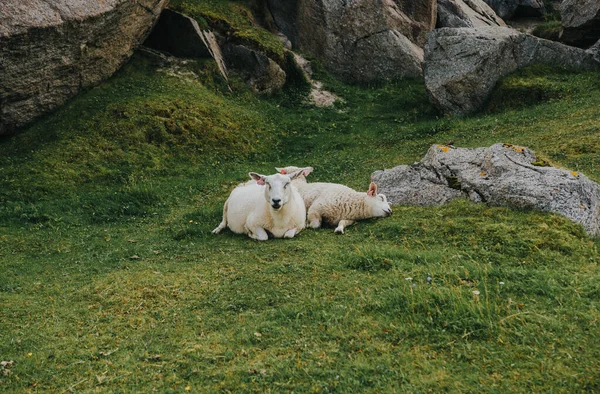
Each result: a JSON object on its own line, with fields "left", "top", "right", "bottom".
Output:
{"left": 249, "top": 171, "right": 302, "bottom": 211}
{"left": 366, "top": 182, "right": 392, "bottom": 217}
{"left": 275, "top": 166, "right": 313, "bottom": 182}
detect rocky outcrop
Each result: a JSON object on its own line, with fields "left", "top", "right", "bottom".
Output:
{"left": 143, "top": 9, "right": 229, "bottom": 87}
{"left": 222, "top": 45, "right": 286, "bottom": 94}
{"left": 560, "top": 0, "right": 600, "bottom": 47}
{"left": 438, "top": 0, "right": 506, "bottom": 28}
{"left": 265, "top": 0, "right": 436, "bottom": 83}
{"left": 372, "top": 143, "right": 600, "bottom": 236}
{"left": 424, "top": 27, "right": 600, "bottom": 116}
{"left": 483, "top": 0, "right": 544, "bottom": 19}
{"left": 0, "top": 0, "right": 168, "bottom": 136}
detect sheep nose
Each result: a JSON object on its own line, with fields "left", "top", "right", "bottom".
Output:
{"left": 272, "top": 198, "right": 281, "bottom": 208}
{"left": 386, "top": 208, "right": 392, "bottom": 216}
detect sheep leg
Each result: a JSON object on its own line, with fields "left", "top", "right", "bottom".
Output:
{"left": 307, "top": 210, "right": 322, "bottom": 229}
{"left": 334, "top": 220, "right": 355, "bottom": 234}
{"left": 212, "top": 220, "right": 227, "bottom": 234}
{"left": 212, "top": 199, "right": 229, "bottom": 234}
{"left": 283, "top": 228, "right": 297, "bottom": 238}
{"left": 249, "top": 227, "right": 269, "bottom": 241}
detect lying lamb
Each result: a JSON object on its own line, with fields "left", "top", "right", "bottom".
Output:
{"left": 277, "top": 166, "right": 392, "bottom": 234}
{"left": 212, "top": 170, "right": 306, "bottom": 240}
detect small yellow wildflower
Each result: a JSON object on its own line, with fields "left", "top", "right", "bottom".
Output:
{"left": 570, "top": 171, "right": 579, "bottom": 177}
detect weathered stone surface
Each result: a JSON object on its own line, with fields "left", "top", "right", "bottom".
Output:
{"left": 586, "top": 38, "right": 600, "bottom": 61}
{"left": 222, "top": 44, "right": 286, "bottom": 94}
{"left": 0, "top": 0, "right": 168, "bottom": 136}
{"left": 372, "top": 143, "right": 600, "bottom": 236}
{"left": 483, "top": 0, "right": 544, "bottom": 19}
{"left": 424, "top": 27, "right": 600, "bottom": 116}
{"left": 438, "top": 0, "right": 506, "bottom": 28}
{"left": 560, "top": 0, "right": 600, "bottom": 47}
{"left": 266, "top": 0, "right": 435, "bottom": 83}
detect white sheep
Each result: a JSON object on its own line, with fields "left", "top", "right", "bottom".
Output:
{"left": 276, "top": 166, "right": 392, "bottom": 234}
{"left": 212, "top": 170, "right": 306, "bottom": 240}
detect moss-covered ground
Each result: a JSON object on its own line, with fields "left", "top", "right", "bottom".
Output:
{"left": 1, "top": 22, "right": 599, "bottom": 393}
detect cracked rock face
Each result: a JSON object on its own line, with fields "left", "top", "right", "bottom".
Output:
{"left": 424, "top": 27, "right": 600, "bottom": 116}
{"left": 0, "top": 0, "right": 168, "bottom": 136}
{"left": 437, "top": 0, "right": 506, "bottom": 28}
{"left": 560, "top": 0, "right": 600, "bottom": 47}
{"left": 372, "top": 143, "right": 600, "bottom": 237}
{"left": 266, "top": 0, "right": 436, "bottom": 83}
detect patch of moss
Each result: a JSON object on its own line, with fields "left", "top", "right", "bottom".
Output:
{"left": 0, "top": 54, "right": 276, "bottom": 199}
{"left": 486, "top": 65, "right": 574, "bottom": 113}
{"left": 169, "top": 0, "right": 286, "bottom": 63}
{"left": 532, "top": 21, "right": 562, "bottom": 41}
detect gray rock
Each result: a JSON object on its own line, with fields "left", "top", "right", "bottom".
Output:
{"left": 265, "top": 0, "right": 435, "bottom": 83}
{"left": 424, "top": 27, "right": 600, "bottom": 116}
{"left": 0, "top": 0, "right": 168, "bottom": 136}
{"left": 222, "top": 45, "right": 286, "bottom": 94}
{"left": 372, "top": 143, "right": 600, "bottom": 236}
{"left": 560, "top": 0, "right": 600, "bottom": 47}
{"left": 586, "top": 38, "right": 600, "bottom": 61}
{"left": 438, "top": 0, "right": 506, "bottom": 28}
{"left": 483, "top": 0, "right": 545, "bottom": 19}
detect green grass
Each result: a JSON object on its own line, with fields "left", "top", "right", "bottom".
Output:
{"left": 1, "top": 52, "right": 600, "bottom": 392}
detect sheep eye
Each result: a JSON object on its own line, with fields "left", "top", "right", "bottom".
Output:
{"left": 284, "top": 183, "right": 289, "bottom": 189}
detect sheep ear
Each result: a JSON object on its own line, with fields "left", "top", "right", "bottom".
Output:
{"left": 287, "top": 169, "right": 305, "bottom": 180}
{"left": 275, "top": 167, "right": 285, "bottom": 174}
{"left": 249, "top": 172, "right": 266, "bottom": 185}
{"left": 367, "top": 182, "right": 377, "bottom": 197}
{"left": 302, "top": 167, "right": 313, "bottom": 177}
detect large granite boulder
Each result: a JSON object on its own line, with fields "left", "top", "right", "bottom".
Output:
{"left": 265, "top": 0, "right": 437, "bottom": 83}
{"left": 372, "top": 143, "right": 600, "bottom": 237}
{"left": 560, "top": 0, "right": 600, "bottom": 47}
{"left": 483, "top": 0, "right": 544, "bottom": 19}
{"left": 0, "top": 0, "right": 168, "bottom": 136}
{"left": 424, "top": 27, "right": 600, "bottom": 116}
{"left": 438, "top": 0, "right": 506, "bottom": 28}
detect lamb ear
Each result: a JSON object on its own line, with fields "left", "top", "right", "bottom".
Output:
{"left": 249, "top": 172, "right": 266, "bottom": 185}
{"left": 302, "top": 167, "right": 314, "bottom": 177}
{"left": 367, "top": 182, "right": 377, "bottom": 197}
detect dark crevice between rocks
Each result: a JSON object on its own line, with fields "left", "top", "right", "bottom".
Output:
{"left": 446, "top": 175, "right": 462, "bottom": 190}
{"left": 513, "top": 5, "right": 544, "bottom": 18}
{"left": 144, "top": 9, "right": 212, "bottom": 58}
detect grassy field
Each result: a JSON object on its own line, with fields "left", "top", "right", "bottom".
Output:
{"left": 1, "top": 35, "right": 600, "bottom": 393}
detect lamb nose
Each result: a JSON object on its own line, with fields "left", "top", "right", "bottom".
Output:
{"left": 272, "top": 199, "right": 281, "bottom": 205}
